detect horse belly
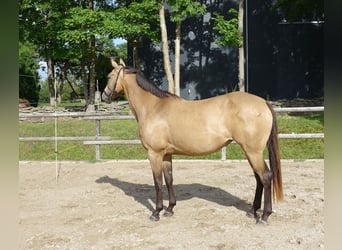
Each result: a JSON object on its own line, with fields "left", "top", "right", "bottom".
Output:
{"left": 169, "top": 125, "right": 230, "bottom": 156}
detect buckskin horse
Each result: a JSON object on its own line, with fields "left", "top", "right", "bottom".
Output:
{"left": 102, "top": 58, "right": 283, "bottom": 224}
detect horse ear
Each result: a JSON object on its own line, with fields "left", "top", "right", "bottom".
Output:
{"left": 111, "top": 58, "right": 119, "bottom": 68}
{"left": 119, "top": 58, "right": 126, "bottom": 67}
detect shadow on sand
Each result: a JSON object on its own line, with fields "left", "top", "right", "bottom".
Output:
{"left": 95, "top": 176, "right": 251, "bottom": 214}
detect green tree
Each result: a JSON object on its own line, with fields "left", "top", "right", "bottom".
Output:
{"left": 55, "top": 1, "right": 108, "bottom": 109}
{"left": 159, "top": 0, "right": 206, "bottom": 95}
{"left": 104, "top": 0, "right": 160, "bottom": 69}
{"left": 212, "top": 9, "right": 242, "bottom": 48}
{"left": 19, "top": 0, "right": 180, "bottom": 106}
{"left": 212, "top": 2, "right": 244, "bottom": 91}
{"left": 38, "top": 80, "right": 50, "bottom": 103}
{"left": 45, "top": 0, "right": 158, "bottom": 109}
{"left": 20, "top": 0, "right": 125, "bottom": 108}
{"left": 19, "top": 41, "right": 40, "bottom": 106}
{"left": 19, "top": 0, "right": 76, "bottom": 106}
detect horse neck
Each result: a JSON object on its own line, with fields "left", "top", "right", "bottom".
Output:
{"left": 122, "top": 74, "right": 160, "bottom": 120}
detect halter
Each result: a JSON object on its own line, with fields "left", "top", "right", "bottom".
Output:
{"left": 103, "top": 66, "right": 125, "bottom": 99}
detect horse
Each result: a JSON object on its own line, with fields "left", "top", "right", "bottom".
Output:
{"left": 102, "top": 58, "right": 283, "bottom": 224}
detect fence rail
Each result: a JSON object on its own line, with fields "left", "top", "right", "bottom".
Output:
{"left": 273, "top": 106, "right": 324, "bottom": 112}
{"left": 19, "top": 106, "right": 324, "bottom": 161}
{"left": 19, "top": 136, "right": 112, "bottom": 142}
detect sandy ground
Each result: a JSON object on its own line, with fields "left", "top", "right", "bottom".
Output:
{"left": 19, "top": 160, "right": 324, "bottom": 250}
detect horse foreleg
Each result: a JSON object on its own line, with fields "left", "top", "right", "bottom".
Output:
{"left": 149, "top": 152, "right": 164, "bottom": 221}
{"left": 150, "top": 172, "right": 163, "bottom": 221}
{"left": 162, "top": 154, "right": 176, "bottom": 217}
{"left": 247, "top": 172, "right": 263, "bottom": 219}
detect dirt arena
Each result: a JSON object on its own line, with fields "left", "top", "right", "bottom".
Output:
{"left": 19, "top": 160, "right": 324, "bottom": 249}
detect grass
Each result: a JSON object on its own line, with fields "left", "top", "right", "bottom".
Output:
{"left": 19, "top": 114, "right": 324, "bottom": 161}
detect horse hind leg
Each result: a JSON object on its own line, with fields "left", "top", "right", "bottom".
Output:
{"left": 247, "top": 171, "right": 263, "bottom": 219}
{"left": 245, "top": 151, "right": 273, "bottom": 224}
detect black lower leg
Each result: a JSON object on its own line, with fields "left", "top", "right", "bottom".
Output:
{"left": 163, "top": 157, "right": 176, "bottom": 216}
{"left": 260, "top": 169, "right": 273, "bottom": 223}
{"left": 150, "top": 174, "right": 163, "bottom": 221}
{"left": 248, "top": 172, "right": 263, "bottom": 219}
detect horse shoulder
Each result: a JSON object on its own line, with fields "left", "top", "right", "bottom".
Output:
{"left": 138, "top": 102, "right": 173, "bottom": 151}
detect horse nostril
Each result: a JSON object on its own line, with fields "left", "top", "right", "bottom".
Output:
{"left": 101, "top": 92, "right": 111, "bottom": 103}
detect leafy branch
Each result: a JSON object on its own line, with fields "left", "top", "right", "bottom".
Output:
{"left": 212, "top": 9, "right": 242, "bottom": 48}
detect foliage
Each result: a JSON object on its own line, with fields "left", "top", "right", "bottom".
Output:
{"left": 167, "top": 0, "right": 206, "bottom": 23}
{"left": 212, "top": 9, "right": 242, "bottom": 48}
{"left": 272, "top": 0, "right": 324, "bottom": 22}
{"left": 19, "top": 0, "right": 74, "bottom": 60}
{"left": 114, "top": 43, "right": 128, "bottom": 60}
{"left": 104, "top": 0, "right": 160, "bottom": 43}
{"left": 19, "top": 41, "right": 40, "bottom": 106}
{"left": 61, "top": 82, "right": 81, "bottom": 102}
{"left": 38, "top": 80, "right": 50, "bottom": 103}
{"left": 159, "top": 0, "right": 206, "bottom": 95}
{"left": 58, "top": 7, "right": 105, "bottom": 47}
{"left": 19, "top": 0, "right": 161, "bottom": 105}
{"left": 38, "top": 79, "right": 80, "bottom": 103}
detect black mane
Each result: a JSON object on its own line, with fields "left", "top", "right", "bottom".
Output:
{"left": 124, "top": 67, "right": 178, "bottom": 98}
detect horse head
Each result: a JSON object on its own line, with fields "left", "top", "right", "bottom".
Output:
{"left": 101, "top": 58, "right": 126, "bottom": 103}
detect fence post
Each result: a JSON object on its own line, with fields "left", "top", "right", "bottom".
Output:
{"left": 221, "top": 147, "right": 226, "bottom": 161}
{"left": 95, "top": 119, "right": 101, "bottom": 161}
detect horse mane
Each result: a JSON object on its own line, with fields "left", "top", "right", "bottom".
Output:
{"left": 124, "top": 67, "right": 178, "bottom": 98}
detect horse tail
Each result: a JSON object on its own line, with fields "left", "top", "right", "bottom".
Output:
{"left": 266, "top": 102, "right": 284, "bottom": 202}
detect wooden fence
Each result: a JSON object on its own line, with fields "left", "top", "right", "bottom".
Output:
{"left": 19, "top": 106, "right": 324, "bottom": 161}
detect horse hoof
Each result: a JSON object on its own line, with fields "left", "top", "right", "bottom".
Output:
{"left": 149, "top": 215, "right": 160, "bottom": 222}
{"left": 256, "top": 218, "right": 268, "bottom": 226}
{"left": 246, "top": 211, "right": 256, "bottom": 218}
{"left": 163, "top": 210, "right": 174, "bottom": 217}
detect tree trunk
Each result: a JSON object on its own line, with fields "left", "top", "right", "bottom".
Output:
{"left": 87, "top": 0, "right": 96, "bottom": 111}
{"left": 159, "top": 0, "right": 175, "bottom": 93}
{"left": 88, "top": 35, "right": 96, "bottom": 106}
{"left": 57, "top": 62, "right": 68, "bottom": 103}
{"left": 47, "top": 57, "right": 57, "bottom": 106}
{"left": 81, "top": 59, "right": 88, "bottom": 106}
{"left": 238, "top": 0, "right": 245, "bottom": 92}
{"left": 174, "top": 21, "right": 181, "bottom": 96}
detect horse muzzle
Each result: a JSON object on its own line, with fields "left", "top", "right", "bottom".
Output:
{"left": 102, "top": 91, "right": 112, "bottom": 104}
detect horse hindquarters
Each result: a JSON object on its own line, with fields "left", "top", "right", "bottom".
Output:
{"left": 246, "top": 103, "right": 283, "bottom": 223}
{"left": 240, "top": 102, "right": 283, "bottom": 223}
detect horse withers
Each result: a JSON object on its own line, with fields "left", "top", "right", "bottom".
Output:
{"left": 102, "top": 58, "right": 283, "bottom": 224}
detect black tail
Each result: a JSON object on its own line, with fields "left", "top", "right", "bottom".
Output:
{"left": 266, "top": 102, "right": 283, "bottom": 202}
